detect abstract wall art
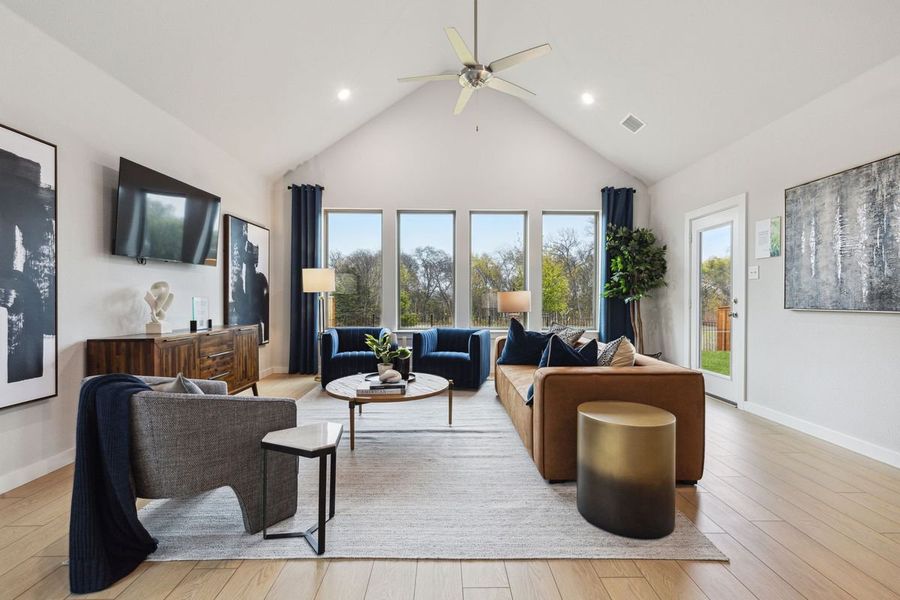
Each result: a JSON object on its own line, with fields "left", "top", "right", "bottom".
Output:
{"left": 0, "top": 124, "right": 57, "bottom": 408}
{"left": 224, "top": 214, "right": 270, "bottom": 344}
{"left": 785, "top": 152, "right": 900, "bottom": 312}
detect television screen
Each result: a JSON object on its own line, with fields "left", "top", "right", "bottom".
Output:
{"left": 114, "top": 158, "right": 221, "bottom": 265}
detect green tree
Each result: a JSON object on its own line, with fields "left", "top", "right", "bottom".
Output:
{"left": 602, "top": 226, "right": 667, "bottom": 353}
{"left": 700, "top": 256, "right": 731, "bottom": 321}
{"left": 541, "top": 255, "right": 569, "bottom": 314}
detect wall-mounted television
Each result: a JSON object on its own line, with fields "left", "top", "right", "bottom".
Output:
{"left": 113, "top": 158, "right": 221, "bottom": 266}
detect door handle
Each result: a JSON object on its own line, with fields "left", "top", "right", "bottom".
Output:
{"left": 730, "top": 312, "right": 738, "bottom": 318}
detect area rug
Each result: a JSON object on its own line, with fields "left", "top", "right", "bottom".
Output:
{"left": 139, "top": 386, "right": 726, "bottom": 561}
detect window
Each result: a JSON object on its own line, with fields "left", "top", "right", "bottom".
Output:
{"left": 325, "top": 211, "right": 382, "bottom": 326}
{"left": 470, "top": 212, "right": 526, "bottom": 328}
{"left": 398, "top": 211, "right": 455, "bottom": 328}
{"left": 541, "top": 212, "right": 598, "bottom": 330}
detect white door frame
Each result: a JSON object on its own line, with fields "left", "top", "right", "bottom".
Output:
{"left": 683, "top": 193, "right": 747, "bottom": 406}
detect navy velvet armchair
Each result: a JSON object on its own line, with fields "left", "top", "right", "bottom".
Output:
{"left": 321, "top": 327, "right": 393, "bottom": 387}
{"left": 412, "top": 328, "right": 491, "bottom": 389}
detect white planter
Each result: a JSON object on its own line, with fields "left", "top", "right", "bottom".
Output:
{"left": 377, "top": 363, "right": 393, "bottom": 376}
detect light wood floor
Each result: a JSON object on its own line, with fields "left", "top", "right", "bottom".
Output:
{"left": 2, "top": 374, "right": 899, "bottom": 599}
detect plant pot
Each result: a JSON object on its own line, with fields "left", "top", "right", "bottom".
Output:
{"left": 377, "top": 363, "right": 393, "bottom": 376}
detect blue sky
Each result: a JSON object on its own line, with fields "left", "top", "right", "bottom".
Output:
{"left": 471, "top": 213, "right": 525, "bottom": 255}
{"left": 543, "top": 213, "right": 596, "bottom": 242}
{"left": 399, "top": 212, "right": 454, "bottom": 253}
{"left": 701, "top": 224, "right": 732, "bottom": 260}
{"left": 327, "top": 212, "right": 381, "bottom": 255}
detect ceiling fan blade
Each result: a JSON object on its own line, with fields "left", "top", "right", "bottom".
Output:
{"left": 453, "top": 87, "right": 475, "bottom": 115}
{"left": 486, "top": 77, "right": 535, "bottom": 99}
{"left": 445, "top": 27, "right": 476, "bottom": 66}
{"left": 487, "top": 43, "right": 552, "bottom": 73}
{"left": 398, "top": 73, "right": 459, "bottom": 83}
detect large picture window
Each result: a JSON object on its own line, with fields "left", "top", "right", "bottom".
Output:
{"left": 398, "top": 211, "right": 455, "bottom": 328}
{"left": 470, "top": 212, "right": 526, "bottom": 328}
{"left": 541, "top": 212, "right": 598, "bottom": 330}
{"left": 325, "top": 210, "right": 382, "bottom": 326}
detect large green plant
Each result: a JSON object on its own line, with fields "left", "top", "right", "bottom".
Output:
{"left": 364, "top": 333, "right": 411, "bottom": 364}
{"left": 602, "top": 226, "right": 667, "bottom": 353}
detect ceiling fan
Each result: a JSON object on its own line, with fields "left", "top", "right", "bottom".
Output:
{"left": 398, "top": 0, "right": 551, "bottom": 115}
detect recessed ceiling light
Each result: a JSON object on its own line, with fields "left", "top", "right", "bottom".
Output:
{"left": 337, "top": 88, "right": 351, "bottom": 101}
{"left": 580, "top": 92, "right": 595, "bottom": 106}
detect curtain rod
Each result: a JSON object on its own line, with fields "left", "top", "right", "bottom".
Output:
{"left": 286, "top": 184, "right": 325, "bottom": 190}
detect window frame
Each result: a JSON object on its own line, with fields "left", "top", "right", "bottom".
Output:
{"left": 323, "top": 208, "right": 384, "bottom": 327}
{"left": 469, "top": 210, "right": 529, "bottom": 330}
{"left": 396, "top": 209, "right": 457, "bottom": 330}
{"left": 540, "top": 210, "right": 601, "bottom": 332}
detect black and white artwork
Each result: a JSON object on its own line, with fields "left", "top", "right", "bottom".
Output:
{"left": 225, "top": 215, "right": 270, "bottom": 344}
{"left": 785, "top": 153, "right": 900, "bottom": 312}
{"left": 0, "top": 124, "right": 57, "bottom": 408}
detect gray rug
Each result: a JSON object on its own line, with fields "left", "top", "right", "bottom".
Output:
{"left": 139, "top": 386, "right": 726, "bottom": 561}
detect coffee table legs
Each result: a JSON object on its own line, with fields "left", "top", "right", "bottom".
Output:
{"left": 262, "top": 448, "right": 336, "bottom": 555}
{"left": 349, "top": 401, "right": 356, "bottom": 451}
{"left": 448, "top": 379, "right": 454, "bottom": 426}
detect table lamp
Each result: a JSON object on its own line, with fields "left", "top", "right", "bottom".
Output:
{"left": 497, "top": 290, "right": 531, "bottom": 324}
{"left": 302, "top": 268, "right": 336, "bottom": 380}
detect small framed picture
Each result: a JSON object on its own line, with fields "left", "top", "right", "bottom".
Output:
{"left": 192, "top": 296, "right": 210, "bottom": 330}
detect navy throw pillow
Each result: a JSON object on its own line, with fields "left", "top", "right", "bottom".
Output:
{"left": 497, "top": 318, "right": 552, "bottom": 365}
{"left": 526, "top": 335, "right": 598, "bottom": 405}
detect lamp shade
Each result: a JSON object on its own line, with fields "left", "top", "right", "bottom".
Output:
{"left": 302, "top": 268, "right": 336, "bottom": 293}
{"left": 497, "top": 290, "right": 531, "bottom": 313}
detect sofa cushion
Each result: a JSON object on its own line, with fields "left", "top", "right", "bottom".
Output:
{"left": 417, "top": 351, "right": 470, "bottom": 364}
{"left": 526, "top": 336, "right": 599, "bottom": 404}
{"left": 496, "top": 364, "right": 537, "bottom": 405}
{"left": 497, "top": 318, "right": 552, "bottom": 365}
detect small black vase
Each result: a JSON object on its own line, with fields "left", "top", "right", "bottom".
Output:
{"left": 394, "top": 357, "right": 411, "bottom": 380}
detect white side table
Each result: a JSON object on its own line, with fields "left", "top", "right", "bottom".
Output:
{"left": 260, "top": 422, "right": 343, "bottom": 554}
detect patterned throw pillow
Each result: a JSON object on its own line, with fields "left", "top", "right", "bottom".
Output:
{"left": 526, "top": 335, "right": 599, "bottom": 405}
{"left": 597, "top": 336, "right": 636, "bottom": 367}
{"left": 150, "top": 373, "right": 204, "bottom": 394}
{"left": 547, "top": 323, "right": 586, "bottom": 346}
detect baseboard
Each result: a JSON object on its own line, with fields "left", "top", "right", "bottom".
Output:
{"left": 743, "top": 401, "right": 900, "bottom": 468}
{"left": 0, "top": 447, "right": 75, "bottom": 495}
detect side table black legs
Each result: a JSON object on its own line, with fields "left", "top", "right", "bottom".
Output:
{"left": 260, "top": 423, "right": 343, "bottom": 555}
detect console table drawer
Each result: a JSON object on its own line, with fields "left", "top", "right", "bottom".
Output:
{"left": 201, "top": 352, "right": 234, "bottom": 378}
{"left": 198, "top": 330, "right": 234, "bottom": 356}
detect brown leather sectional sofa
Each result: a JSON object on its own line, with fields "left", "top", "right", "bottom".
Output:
{"left": 494, "top": 336, "right": 705, "bottom": 483}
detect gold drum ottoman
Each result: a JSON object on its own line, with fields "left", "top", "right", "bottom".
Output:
{"left": 577, "top": 401, "right": 676, "bottom": 539}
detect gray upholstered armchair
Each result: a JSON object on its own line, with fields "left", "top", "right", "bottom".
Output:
{"left": 105, "top": 376, "right": 298, "bottom": 534}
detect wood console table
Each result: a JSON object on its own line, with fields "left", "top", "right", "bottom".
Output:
{"left": 85, "top": 325, "right": 260, "bottom": 395}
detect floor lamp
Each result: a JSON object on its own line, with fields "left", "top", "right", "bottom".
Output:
{"left": 497, "top": 290, "right": 531, "bottom": 325}
{"left": 302, "top": 268, "right": 336, "bottom": 381}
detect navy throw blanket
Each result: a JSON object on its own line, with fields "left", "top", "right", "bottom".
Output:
{"left": 69, "top": 374, "right": 158, "bottom": 593}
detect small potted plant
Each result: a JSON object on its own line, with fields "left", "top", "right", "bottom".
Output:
{"left": 364, "top": 333, "right": 401, "bottom": 376}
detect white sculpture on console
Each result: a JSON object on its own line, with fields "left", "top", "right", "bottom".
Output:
{"left": 144, "top": 281, "right": 174, "bottom": 334}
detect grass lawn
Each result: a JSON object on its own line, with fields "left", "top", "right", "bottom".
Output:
{"left": 701, "top": 351, "right": 731, "bottom": 376}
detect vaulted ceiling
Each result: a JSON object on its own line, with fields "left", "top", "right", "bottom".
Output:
{"left": 4, "top": 0, "right": 900, "bottom": 183}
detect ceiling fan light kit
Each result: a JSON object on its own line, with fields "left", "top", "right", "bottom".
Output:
{"left": 398, "top": 0, "right": 552, "bottom": 115}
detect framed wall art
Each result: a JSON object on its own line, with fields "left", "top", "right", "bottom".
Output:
{"left": 224, "top": 214, "right": 270, "bottom": 344}
{"left": 0, "top": 124, "right": 58, "bottom": 408}
{"left": 785, "top": 152, "right": 899, "bottom": 312}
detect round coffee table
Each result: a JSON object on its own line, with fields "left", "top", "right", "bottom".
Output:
{"left": 324, "top": 373, "right": 453, "bottom": 450}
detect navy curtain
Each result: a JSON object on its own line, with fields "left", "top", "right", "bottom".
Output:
{"left": 289, "top": 184, "right": 323, "bottom": 374}
{"left": 599, "top": 186, "right": 635, "bottom": 343}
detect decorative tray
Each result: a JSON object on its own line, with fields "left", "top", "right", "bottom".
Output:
{"left": 363, "top": 372, "right": 416, "bottom": 383}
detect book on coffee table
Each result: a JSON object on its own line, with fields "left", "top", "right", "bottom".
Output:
{"left": 356, "top": 381, "right": 407, "bottom": 396}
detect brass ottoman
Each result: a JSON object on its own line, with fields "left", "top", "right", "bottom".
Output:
{"left": 577, "top": 401, "right": 676, "bottom": 539}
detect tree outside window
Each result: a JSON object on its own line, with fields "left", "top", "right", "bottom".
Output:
{"left": 325, "top": 211, "right": 382, "bottom": 327}
{"left": 398, "top": 212, "right": 455, "bottom": 328}
{"left": 541, "top": 213, "right": 598, "bottom": 330}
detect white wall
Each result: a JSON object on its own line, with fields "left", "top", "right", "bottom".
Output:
{"left": 272, "top": 82, "right": 648, "bottom": 369}
{"left": 648, "top": 55, "right": 900, "bottom": 466}
{"left": 0, "top": 6, "right": 273, "bottom": 492}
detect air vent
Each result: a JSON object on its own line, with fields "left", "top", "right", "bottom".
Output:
{"left": 621, "top": 113, "right": 645, "bottom": 134}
